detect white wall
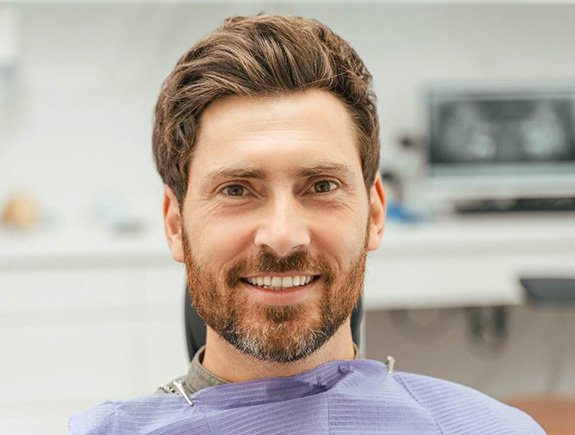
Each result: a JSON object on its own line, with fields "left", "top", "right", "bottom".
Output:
{"left": 2, "top": 3, "right": 575, "bottom": 227}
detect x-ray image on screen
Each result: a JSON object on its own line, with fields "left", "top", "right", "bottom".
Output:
{"left": 429, "top": 90, "right": 575, "bottom": 166}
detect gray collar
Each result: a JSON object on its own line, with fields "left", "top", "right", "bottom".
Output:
{"left": 184, "top": 346, "right": 227, "bottom": 395}
{"left": 182, "top": 343, "right": 360, "bottom": 395}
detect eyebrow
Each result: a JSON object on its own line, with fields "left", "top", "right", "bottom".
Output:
{"left": 205, "top": 167, "right": 267, "bottom": 182}
{"left": 295, "top": 163, "right": 353, "bottom": 178}
{"left": 204, "top": 162, "right": 353, "bottom": 185}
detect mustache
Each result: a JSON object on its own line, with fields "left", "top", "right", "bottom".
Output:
{"left": 226, "top": 251, "right": 332, "bottom": 287}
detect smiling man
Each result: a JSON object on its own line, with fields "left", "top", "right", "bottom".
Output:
{"left": 69, "top": 15, "right": 544, "bottom": 434}
{"left": 166, "top": 90, "right": 379, "bottom": 380}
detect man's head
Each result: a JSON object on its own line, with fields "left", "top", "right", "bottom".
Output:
{"left": 155, "top": 15, "right": 385, "bottom": 363}
{"left": 153, "top": 15, "right": 380, "bottom": 205}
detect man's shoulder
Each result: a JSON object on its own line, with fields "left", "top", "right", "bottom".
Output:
{"left": 68, "top": 394, "right": 206, "bottom": 435}
{"left": 390, "top": 371, "right": 545, "bottom": 434}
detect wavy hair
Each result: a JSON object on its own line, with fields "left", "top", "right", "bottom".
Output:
{"left": 152, "top": 15, "right": 380, "bottom": 204}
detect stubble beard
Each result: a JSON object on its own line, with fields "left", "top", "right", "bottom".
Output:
{"left": 182, "top": 228, "right": 367, "bottom": 363}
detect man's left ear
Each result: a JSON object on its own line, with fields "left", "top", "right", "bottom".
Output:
{"left": 367, "top": 172, "right": 386, "bottom": 251}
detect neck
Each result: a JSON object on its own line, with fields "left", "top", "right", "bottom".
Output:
{"left": 202, "top": 320, "right": 355, "bottom": 383}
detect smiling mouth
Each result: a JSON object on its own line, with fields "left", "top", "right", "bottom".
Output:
{"left": 240, "top": 275, "right": 320, "bottom": 291}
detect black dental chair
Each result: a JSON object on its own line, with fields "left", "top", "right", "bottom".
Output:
{"left": 184, "top": 286, "right": 364, "bottom": 361}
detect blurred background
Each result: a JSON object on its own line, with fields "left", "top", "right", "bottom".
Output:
{"left": 1, "top": 1, "right": 574, "bottom": 434}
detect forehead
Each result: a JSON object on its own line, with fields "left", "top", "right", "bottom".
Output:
{"left": 189, "top": 90, "right": 361, "bottom": 179}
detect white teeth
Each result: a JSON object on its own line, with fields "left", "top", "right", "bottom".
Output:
{"left": 243, "top": 275, "right": 315, "bottom": 290}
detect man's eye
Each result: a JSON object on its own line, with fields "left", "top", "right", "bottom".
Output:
{"left": 313, "top": 180, "right": 338, "bottom": 193}
{"left": 223, "top": 185, "right": 246, "bottom": 197}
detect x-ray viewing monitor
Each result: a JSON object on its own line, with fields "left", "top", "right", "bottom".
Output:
{"left": 426, "top": 86, "right": 575, "bottom": 202}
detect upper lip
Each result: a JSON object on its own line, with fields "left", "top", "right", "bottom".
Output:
{"left": 242, "top": 272, "right": 317, "bottom": 279}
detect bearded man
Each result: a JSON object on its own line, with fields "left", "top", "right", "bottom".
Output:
{"left": 70, "top": 15, "right": 544, "bottom": 434}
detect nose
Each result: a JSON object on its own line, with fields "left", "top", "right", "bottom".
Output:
{"left": 254, "top": 193, "right": 311, "bottom": 258}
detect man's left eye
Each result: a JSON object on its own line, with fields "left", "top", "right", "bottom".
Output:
{"left": 223, "top": 185, "right": 246, "bottom": 196}
{"left": 312, "top": 180, "right": 339, "bottom": 193}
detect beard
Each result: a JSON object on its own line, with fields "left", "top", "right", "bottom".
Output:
{"left": 182, "top": 228, "right": 367, "bottom": 363}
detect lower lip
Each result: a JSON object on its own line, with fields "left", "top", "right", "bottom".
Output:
{"left": 241, "top": 278, "right": 319, "bottom": 306}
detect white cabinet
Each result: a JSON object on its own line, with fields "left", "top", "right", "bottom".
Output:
{"left": 0, "top": 263, "right": 188, "bottom": 435}
{"left": 364, "top": 215, "right": 575, "bottom": 309}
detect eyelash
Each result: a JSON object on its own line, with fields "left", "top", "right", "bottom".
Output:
{"left": 309, "top": 180, "right": 339, "bottom": 194}
{"left": 218, "top": 179, "right": 341, "bottom": 198}
{"left": 221, "top": 184, "right": 250, "bottom": 197}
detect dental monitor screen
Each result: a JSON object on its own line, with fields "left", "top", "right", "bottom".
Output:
{"left": 427, "top": 87, "right": 575, "bottom": 202}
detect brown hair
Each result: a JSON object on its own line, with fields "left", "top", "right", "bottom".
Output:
{"left": 152, "top": 15, "right": 380, "bottom": 204}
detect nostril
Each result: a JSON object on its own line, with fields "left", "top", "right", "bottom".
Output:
{"left": 256, "top": 244, "right": 304, "bottom": 259}
{"left": 253, "top": 221, "right": 311, "bottom": 257}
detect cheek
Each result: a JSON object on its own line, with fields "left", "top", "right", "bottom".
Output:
{"left": 186, "top": 215, "right": 255, "bottom": 265}
{"left": 311, "top": 215, "right": 367, "bottom": 267}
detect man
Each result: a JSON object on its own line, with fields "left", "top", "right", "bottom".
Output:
{"left": 70, "top": 15, "right": 544, "bottom": 434}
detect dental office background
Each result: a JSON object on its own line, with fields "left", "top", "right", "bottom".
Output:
{"left": 1, "top": 2, "right": 574, "bottom": 434}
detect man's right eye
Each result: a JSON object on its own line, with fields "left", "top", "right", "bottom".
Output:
{"left": 222, "top": 185, "right": 246, "bottom": 197}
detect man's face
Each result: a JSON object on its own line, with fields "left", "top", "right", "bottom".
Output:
{"left": 164, "top": 89, "right": 384, "bottom": 362}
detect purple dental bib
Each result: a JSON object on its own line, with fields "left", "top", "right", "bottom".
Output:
{"left": 69, "top": 359, "right": 544, "bottom": 434}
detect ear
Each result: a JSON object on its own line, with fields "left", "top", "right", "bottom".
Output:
{"left": 367, "top": 172, "right": 386, "bottom": 251}
{"left": 163, "top": 185, "right": 185, "bottom": 263}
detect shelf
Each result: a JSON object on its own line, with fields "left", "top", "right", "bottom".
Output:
{"left": 2, "top": 214, "right": 574, "bottom": 309}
